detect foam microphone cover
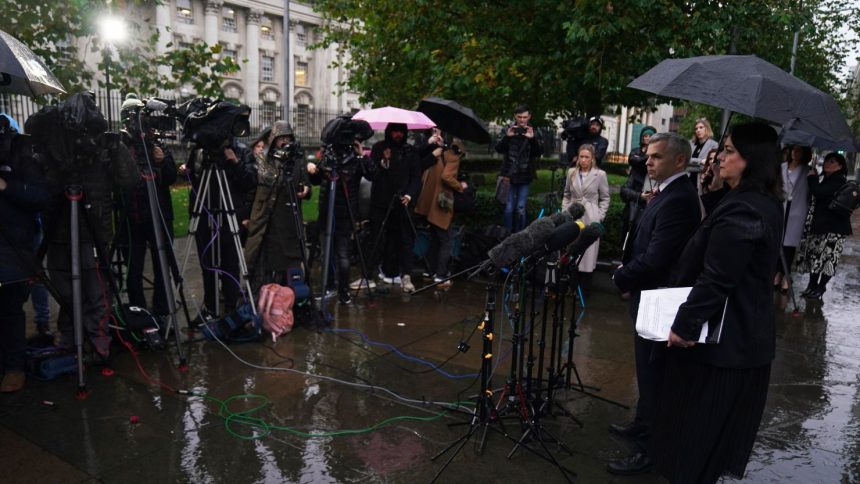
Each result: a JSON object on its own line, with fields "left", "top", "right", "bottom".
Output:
{"left": 547, "top": 202, "right": 586, "bottom": 226}
{"left": 565, "top": 222, "right": 605, "bottom": 260}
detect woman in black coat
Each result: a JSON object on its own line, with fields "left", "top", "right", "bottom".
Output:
{"left": 652, "top": 122, "right": 784, "bottom": 483}
{"left": 795, "top": 152, "right": 853, "bottom": 299}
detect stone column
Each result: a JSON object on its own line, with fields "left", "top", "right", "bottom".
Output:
{"left": 204, "top": 0, "right": 222, "bottom": 47}
{"left": 245, "top": 9, "right": 262, "bottom": 105}
{"left": 155, "top": 3, "right": 172, "bottom": 83}
{"left": 284, "top": 20, "right": 298, "bottom": 115}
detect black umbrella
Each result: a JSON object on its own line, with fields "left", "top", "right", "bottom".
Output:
{"left": 0, "top": 29, "right": 66, "bottom": 97}
{"left": 780, "top": 119, "right": 858, "bottom": 152}
{"left": 628, "top": 55, "right": 852, "bottom": 141}
{"left": 416, "top": 97, "right": 491, "bottom": 144}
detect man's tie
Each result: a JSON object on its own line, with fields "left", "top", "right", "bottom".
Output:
{"left": 647, "top": 186, "right": 661, "bottom": 205}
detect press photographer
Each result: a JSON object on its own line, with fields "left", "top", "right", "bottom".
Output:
{"left": 244, "top": 121, "right": 311, "bottom": 287}
{"left": 307, "top": 114, "right": 376, "bottom": 303}
{"left": 117, "top": 94, "right": 178, "bottom": 318}
{"left": 0, "top": 115, "right": 50, "bottom": 392}
{"left": 561, "top": 115, "right": 608, "bottom": 166}
{"left": 25, "top": 92, "right": 140, "bottom": 363}
{"left": 178, "top": 99, "right": 256, "bottom": 320}
{"left": 496, "top": 104, "right": 543, "bottom": 233}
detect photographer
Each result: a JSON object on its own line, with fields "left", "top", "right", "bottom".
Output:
{"left": 117, "top": 95, "right": 178, "bottom": 318}
{"left": 26, "top": 92, "right": 140, "bottom": 363}
{"left": 366, "top": 123, "right": 422, "bottom": 293}
{"left": 496, "top": 104, "right": 543, "bottom": 233}
{"left": 244, "top": 121, "right": 311, "bottom": 287}
{"left": 182, "top": 135, "right": 255, "bottom": 321}
{"left": 562, "top": 116, "right": 609, "bottom": 166}
{"left": 0, "top": 116, "right": 50, "bottom": 392}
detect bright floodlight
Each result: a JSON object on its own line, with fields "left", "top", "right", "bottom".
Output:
{"left": 99, "top": 16, "right": 127, "bottom": 44}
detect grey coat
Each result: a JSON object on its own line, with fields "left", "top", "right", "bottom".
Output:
{"left": 562, "top": 167, "right": 610, "bottom": 272}
{"left": 780, "top": 162, "right": 809, "bottom": 247}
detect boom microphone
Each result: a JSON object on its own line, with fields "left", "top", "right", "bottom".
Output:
{"left": 564, "top": 222, "right": 604, "bottom": 263}
{"left": 547, "top": 202, "right": 585, "bottom": 226}
{"left": 486, "top": 217, "right": 556, "bottom": 268}
{"left": 145, "top": 99, "right": 170, "bottom": 112}
{"left": 531, "top": 220, "right": 586, "bottom": 259}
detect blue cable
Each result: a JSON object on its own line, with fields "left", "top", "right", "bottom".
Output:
{"left": 323, "top": 327, "right": 480, "bottom": 380}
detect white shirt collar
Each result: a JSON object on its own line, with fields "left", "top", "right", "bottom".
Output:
{"left": 656, "top": 171, "right": 688, "bottom": 192}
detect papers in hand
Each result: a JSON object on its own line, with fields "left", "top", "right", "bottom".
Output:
{"left": 635, "top": 287, "right": 725, "bottom": 343}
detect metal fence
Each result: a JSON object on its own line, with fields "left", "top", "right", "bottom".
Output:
{"left": 0, "top": 90, "right": 351, "bottom": 149}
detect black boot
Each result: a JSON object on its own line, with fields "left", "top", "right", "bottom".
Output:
{"left": 807, "top": 274, "right": 831, "bottom": 300}
{"left": 800, "top": 273, "right": 819, "bottom": 297}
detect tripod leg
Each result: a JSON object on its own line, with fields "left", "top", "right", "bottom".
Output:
{"left": 401, "top": 203, "right": 433, "bottom": 277}
{"left": 339, "top": 179, "right": 375, "bottom": 303}
{"left": 366, "top": 195, "right": 398, "bottom": 280}
{"left": 213, "top": 167, "right": 256, "bottom": 314}
{"left": 67, "top": 187, "right": 87, "bottom": 395}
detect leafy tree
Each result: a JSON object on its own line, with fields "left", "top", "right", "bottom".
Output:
{"left": 0, "top": 1, "right": 241, "bottom": 101}
{"left": 312, "top": 0, "right": 859, "bottom": 126}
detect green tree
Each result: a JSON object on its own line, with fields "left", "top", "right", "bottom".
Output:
{"left": 312, "top": 0, "right": 859, "bottom": 125}
{"left": 1, "top": 1, "right": 241, "bottom": 101}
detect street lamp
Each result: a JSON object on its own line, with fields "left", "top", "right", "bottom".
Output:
{"left": 98, "top": 15, "right": 127, "bottom": 131}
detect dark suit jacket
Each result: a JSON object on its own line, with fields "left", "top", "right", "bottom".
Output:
{"left": 613, "top": 174, "right": 701, "bottom": 320}
{"left": 669, "top": 187, "right": 783, "bottom": 368}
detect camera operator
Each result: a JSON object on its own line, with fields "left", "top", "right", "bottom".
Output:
{"left": 180, "top": 135, "right": 255, "bottom": 321}
{"left": 307, "top": 136, "right": 376, "bottom": 304}
{"left": 0, "top": 116, "right": 51, "bottom": 392}
{"left": 26, "top": 92, "right": 141, "bottom": 363}
{"left": 366, "top": 123, "right": 422, "bottom": 293}
{"left": 496, "top": 104, "right": 543, "bottom": 233}
{"left": 117, "top": 95, "right": 178, "bottom": 318}
{"left": 562, "top": 115, "right": 609, "bottom": 166}
{"left": 244, "top": 121, "right": 311, "bottom": 287}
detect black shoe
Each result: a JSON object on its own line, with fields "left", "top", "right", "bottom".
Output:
{"left": 608, "top": 421, "right": 650, "bottom": 440}
{"left": 338, "top": 292, "right": 352, "bottom": 305}
{"left": 606, "top": 451, "right": 654, "bottom": 476}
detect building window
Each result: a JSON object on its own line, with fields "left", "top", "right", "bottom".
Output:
{"left": 295, "top": 61, "right": 308, "bottom": 87}
{"left": 222, "top": 47, "right": 237, "bottom": 62}
{"left": 177, "top": 0, "right": 194, "bottom": 24}
{"left": 221, "top": 6, "right": 237, "bottom": 33}
{"left": 261, "top": 55, "right": 275, "bottom": 82}
{"left": 296, "top": 24, "right": 307, "bottom": 48}
{"left": 261, "top": 16, "right": 275, "bottom": 40}
{"left": 296, "top": 103, "right": 309, "bottom": 134}
{"left": 261, "top": 101, "right": 277, "bottom": 128}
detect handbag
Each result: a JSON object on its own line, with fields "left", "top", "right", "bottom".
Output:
{"left": 437, "top": 190, "right": 454, "bottom": 210}
{"left": 828, "top": 180, "right": 860, "bottom": 217}
{"left": 495, "top": 176, "right": 510, "bottom": 204}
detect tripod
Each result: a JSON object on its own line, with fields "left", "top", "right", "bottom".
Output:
{"left": 318, "top": 151, "right": 376, "bottom": 311}
{"left": 180, "top": 154, "right": 256, "bottom": 318}
{"left": 431, "top": 284, "right": 507, "bottom": 481}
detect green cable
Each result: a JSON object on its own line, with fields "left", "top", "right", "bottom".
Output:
{"left": 195, "top": 392, "right": 472, "bottom": 441}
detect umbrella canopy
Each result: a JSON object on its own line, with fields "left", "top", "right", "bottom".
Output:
{"left": 780, "top": 119, "right": 858, "bottom": 152}
{"left": 352, "top": 106, "right": 436, "bottom": 130}
{"left": 628, "top": 55, "right": 852, "bottom": 141}
{"left": 416, "top": 97, "right": 491, "bottom": 144}
{"left": 0, "top": 29, "right": 66, "bottom": 97}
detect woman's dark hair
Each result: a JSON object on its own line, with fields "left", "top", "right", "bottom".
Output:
{"left": 824, "top": 152, "right": 848, "bottom": 176}
{"left": 791, "top": 144, "right": 813, "bottom": 165}
{"left": 728, "top": 122, "right": 783, "bottom": 199}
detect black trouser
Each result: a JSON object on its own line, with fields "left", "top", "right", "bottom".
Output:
{"left": 0, "top": 283, "right": 30, "bottom": 372}
{"left": 194, "top": 218, "right": 240, "bottom": 314}
{"left": 427, "top": 224, "right": 452, "bottom": 278}
{"left": 370, "top": 204, "right": 413, "bottom": 278}
{"left": 125, "top": 222, "right": 173, "bottom": 315}
{"left": 776, "top": 245, "right": 796, "bottom": 277}
{"left": 48, "top": 242, "right": 113, "bottom": 357}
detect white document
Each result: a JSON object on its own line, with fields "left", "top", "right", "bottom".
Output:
{"left": 635, "top": 286, "right": 714, "bottom": 343}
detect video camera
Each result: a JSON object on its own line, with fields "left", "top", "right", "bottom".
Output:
{"left": 318, "top": 114, "right": 374, "bottom": 174}
{"left": 174, "top": 97, "right": 251, "bottom": 154}
{"left": 559, "top": 117, "right": 587, "bottom": 141}
{"left": 123, "top": 98, "right": 179, "bottom": 143}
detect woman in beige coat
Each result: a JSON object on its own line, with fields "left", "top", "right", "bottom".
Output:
{"left": 562, "top": 144, "right": 610, "bottom": 291}
{"left": 415, "top": 139, "right": 467, "bottom": 286}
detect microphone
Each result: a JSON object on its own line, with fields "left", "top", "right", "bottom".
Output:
{"left": 530, "top": 220, "right": 586, "bottom": 260}
{"left": 563, "top": 222, "right": 604, "bottom": 264}
{"left": 547, "top": 202, "right": 585, "bottom": 227}
{"left": 145, "top": 99, "right": 169, "bottom": 112}
{"left": 486, "top": 217, "right": 556, "bottom": 269}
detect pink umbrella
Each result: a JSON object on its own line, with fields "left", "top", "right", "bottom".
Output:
{"left": 352, "top": 106, "right": 436, "bottom": 130}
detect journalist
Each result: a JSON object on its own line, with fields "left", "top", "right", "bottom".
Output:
{"left": 496, "top": 104, "right": 543, "bottom": 233}
{"left": 563, "top": 116, "right": 609, "bottom": 166}
{"left": 118, "top": 95, "right": 178, "bottom": 318}
{"left": 244, "top": 121, "right": 311, "bottom": 288}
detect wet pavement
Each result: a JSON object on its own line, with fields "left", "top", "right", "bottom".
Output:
{"left": 2, "top": 214, "right": 859, "bottom": 484}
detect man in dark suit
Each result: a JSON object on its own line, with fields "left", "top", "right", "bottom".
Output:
{"left": 607, "top": 132, "right": 702, "bottom": 475}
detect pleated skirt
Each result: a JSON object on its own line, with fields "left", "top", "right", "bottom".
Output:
{"left": 652, "top": 353, "right": 771, "bottom": 484}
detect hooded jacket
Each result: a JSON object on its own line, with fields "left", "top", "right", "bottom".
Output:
{"left": 367, "top": 123, "right": 421, "bottom": 208}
